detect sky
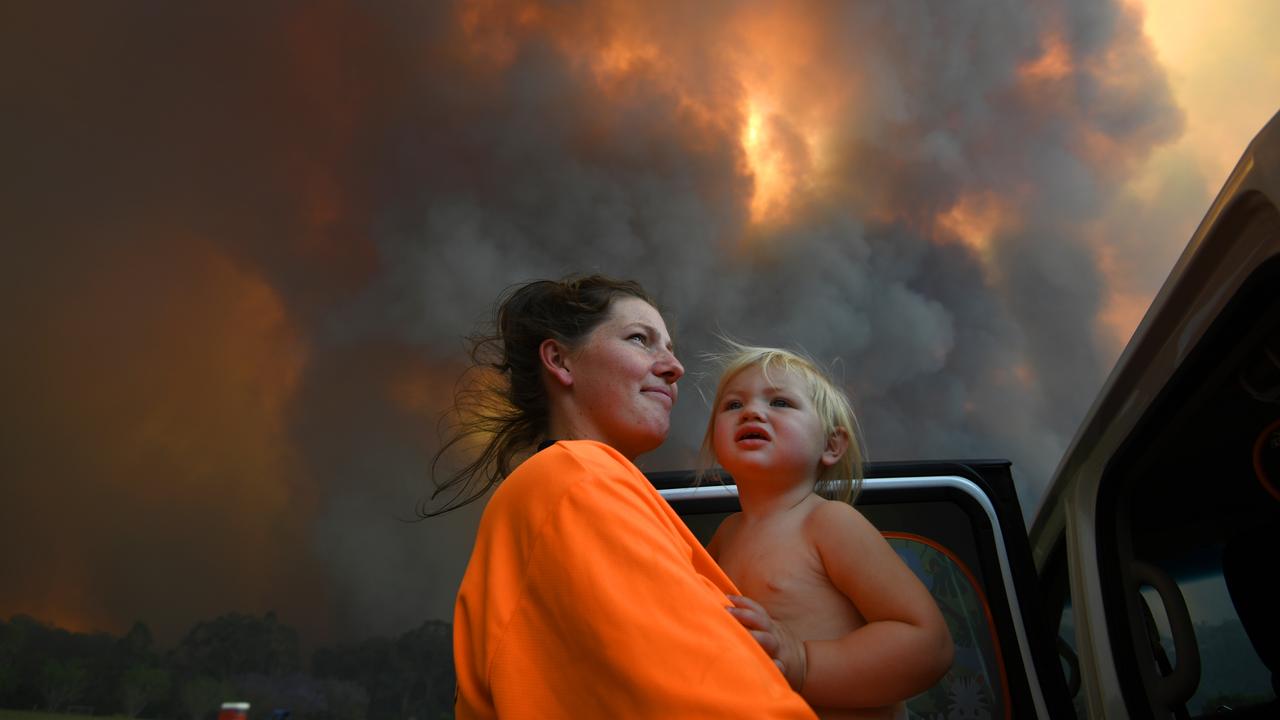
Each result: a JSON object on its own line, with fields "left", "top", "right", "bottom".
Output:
{"left": 2, "top": 0, "right": 1277, "bottom": 649}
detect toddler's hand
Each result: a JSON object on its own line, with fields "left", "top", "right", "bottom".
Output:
{"left": 725, "top": 594, "right": 807, "bottom": 692}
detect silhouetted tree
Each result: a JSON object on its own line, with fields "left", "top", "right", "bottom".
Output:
{"left": 40, "top": 658, "right": 87, "bottom": 711}
{"left": 1, "top": 616, "right": 60, "bottom": 709}
{"left": 1, "top": 613, "right": 452, "bottom": 720}
{"left": 0, "top": 615, "right": 125, "bottom": 713}
{"left": 320, "top": 679, "right": 368, "bottom": 720}
{"left": 395, "top": 621, "right": 453, "bottom": 720}
{"left": 120, "top": 622, "right": 156, "bottom": 661}
{"left": 178, "top": 675, "right": 233, "bottom": 720}
{"left": 312, "top": 636, "right": 400, "bottom": 720}
{"left": 120, "top": 665, "right": 171, "bottom": 718}
{"left": 171, "top": 612, "right": 300, "bottom": 680}
{"left": 311, "top": 621, "right": 453, "bottom": 720}
{"left": 0, "top": 619, "right": 22, "bottom": 697}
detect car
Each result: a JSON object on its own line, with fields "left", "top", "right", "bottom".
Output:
{"left": 652, "top": 108, "right": 1280, "bottom": 719}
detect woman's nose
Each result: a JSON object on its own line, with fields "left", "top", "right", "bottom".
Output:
{"left": 656, "top": 349, "right": 684, "bottom": 383}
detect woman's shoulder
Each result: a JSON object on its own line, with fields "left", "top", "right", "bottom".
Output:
{"left": 521, "top": 439, "right": 635, "bottom": 479}
{"left": 482, "top": 440, "right": 664, "bottom": 539}
{"left": 497, "top": 440, "right": 646, "bottom": 503}
{"left": 548, "top": 439, "right": 633, "bottom": 465}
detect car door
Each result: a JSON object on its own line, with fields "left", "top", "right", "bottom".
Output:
{"left": 1029, "top": 110, "right": 1280, "bottom": 720}
{"left": 650, "top": 460, "right": 1075, "bottom": 719}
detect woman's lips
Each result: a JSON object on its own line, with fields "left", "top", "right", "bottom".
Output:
{"left": 641, "top": 386, "right": 674, "bottom": 407}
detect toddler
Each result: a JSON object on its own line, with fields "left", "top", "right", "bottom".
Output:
{"left": 702, "top": 344, "right": 953, "bottom": 719}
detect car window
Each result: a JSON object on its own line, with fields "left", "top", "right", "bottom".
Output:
{"left": 1135, "top": 549, "right": 1275, "bottom": 715}
{"left": 1041, "top": 538, "right": 1084, "bottom": 719}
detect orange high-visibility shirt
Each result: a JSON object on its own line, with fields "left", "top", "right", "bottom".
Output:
{"left": 454, "top": 440, "right": 816, "bottom": 719}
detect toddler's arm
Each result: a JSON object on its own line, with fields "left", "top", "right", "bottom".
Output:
{"left": 799, "top": 501, "right": 954, "bottom": 708}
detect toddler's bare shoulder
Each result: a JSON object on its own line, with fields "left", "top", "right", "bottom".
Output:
{"left": 805, "top": 498, "right": 880, "bottom": 539}
{"left": 708, "top": 511, "right": 744, "bottom": 548}
{"left": 715, "top": 510, "right": 743, "bottom": 533}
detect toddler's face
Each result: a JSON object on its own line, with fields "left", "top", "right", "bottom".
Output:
{"left": 712, "top": 364, "right": 830, "bottom": 486}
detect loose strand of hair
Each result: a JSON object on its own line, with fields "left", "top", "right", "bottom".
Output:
{"left": 419, "top": 328, "right": 538, "bottom": 517}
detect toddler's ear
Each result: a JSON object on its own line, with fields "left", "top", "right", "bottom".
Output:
{"left": 820, "top": 427, "right": 850, "bottom": 468}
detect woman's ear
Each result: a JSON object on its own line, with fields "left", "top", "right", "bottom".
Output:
{"left": 820, "top": 426, "right": 850, "bottom": 468}
{"left": 539, "top": 338, "right": 574, "bottom": 388}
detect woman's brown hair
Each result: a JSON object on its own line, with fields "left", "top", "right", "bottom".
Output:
{"left": 421, "top": 274, "right": 656, "bottom": 516}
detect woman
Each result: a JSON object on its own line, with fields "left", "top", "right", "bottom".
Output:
{"left": 431, "top": 275, "right": 815, "bottom": 719}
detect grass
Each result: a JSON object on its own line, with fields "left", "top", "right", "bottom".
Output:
{"left": 0, "top": 710, "right": 131, "bottom": 720}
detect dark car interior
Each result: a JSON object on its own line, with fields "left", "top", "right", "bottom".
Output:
{"left": 1096, "top": 198, "right": 1280, "bottom": 719}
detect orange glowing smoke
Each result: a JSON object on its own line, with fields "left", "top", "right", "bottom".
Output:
{"left": 0, "top": 235, "right": 324, "bottom": 642}
{"left": 727, "top": 3, "right": 846, "bottom": 226}
{"left": 1018, "top": 15, "right": 1177, "bottom": 180}
{"left": 455, "top": 0, "right": 854, "bottom": 227}
{"left": 1018, "top": 33, "right": 1074, "bottom": 84}
{"left": 935, "top": 192, "right": 1020, "bottom": 274}
{"left": 741, "top": 100, "right": 786, "bottom": 222}
{"left": 740, "top": 94, "right": 818, "bottom": 225}
{"left": 459, "top": 0, "right": 547, "bottom": 68}
{"left": 1094, "top": 241, "right": 1154, "bottom": 356}
{"left": 280, "top": 2, "right": 382, "bottom": 289}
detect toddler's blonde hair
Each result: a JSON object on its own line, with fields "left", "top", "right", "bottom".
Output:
{"left": 698, "top": 342, "right": 865, "bottom": 503}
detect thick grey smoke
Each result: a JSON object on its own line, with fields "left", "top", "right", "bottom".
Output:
{"left": 1, "top": 0, "right": 1183, "bottom": 644}
{"left": 314, "top": 0, "right": 1183, "bottom": 637}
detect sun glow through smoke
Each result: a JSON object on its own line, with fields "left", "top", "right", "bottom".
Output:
{"left": 728, "top": 3, "right": 844, "bottom": 227}
{"left": 741, "top": 96, "right": 807, "bottom": 224}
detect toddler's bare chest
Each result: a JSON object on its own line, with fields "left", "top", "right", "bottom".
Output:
{"left": 718, "top": 533, "right": 864, "bottom": 637}
{"left": 721, "top": 538, "right": 828, "bottom": 604}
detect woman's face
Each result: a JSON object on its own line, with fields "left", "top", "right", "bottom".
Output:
{"left": 564, "top": 297, "right": 684, "bottom": 459}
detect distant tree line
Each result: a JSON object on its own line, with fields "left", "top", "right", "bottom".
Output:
{"left": 0, "top": 614, "right": 454, "bottom": 720}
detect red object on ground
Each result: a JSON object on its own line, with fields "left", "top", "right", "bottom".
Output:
{"left": 218, "top": 702, "right": 250, "bottom": 720}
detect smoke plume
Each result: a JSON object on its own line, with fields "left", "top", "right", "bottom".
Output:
{"left": 1, "top": 0, "right": 1185, "bottom": 644}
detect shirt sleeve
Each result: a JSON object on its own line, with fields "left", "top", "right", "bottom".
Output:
{"left": 487, "top": 449, "right": 816, "bottom": 719}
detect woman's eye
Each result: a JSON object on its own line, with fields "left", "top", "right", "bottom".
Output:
{"left": 628, "top": 333, "right": 647, "bottom": 345}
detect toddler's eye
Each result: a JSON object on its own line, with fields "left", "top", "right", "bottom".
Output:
{"left": 770, "top": 398, "right": 792, "bottom": 408}
{"left": 724, "top": 399, "right": 742, "bottom": 410}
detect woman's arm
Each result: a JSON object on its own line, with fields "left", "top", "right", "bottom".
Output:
{"left": 798, "top": 501, "right": 954, "bottom": 708}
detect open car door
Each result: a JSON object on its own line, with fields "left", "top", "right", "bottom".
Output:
{"left": 1030, "top": 110, "right": 1280, "bottom": 719}
{"left": 650, "top": 461, "right": 1075, "bottom": 719}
